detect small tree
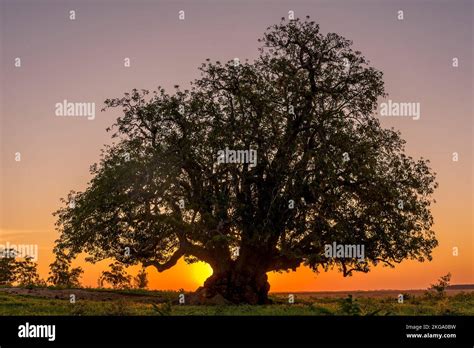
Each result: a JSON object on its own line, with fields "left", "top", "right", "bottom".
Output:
{"left": 99, "top": 262, "right": 132, "bottom": 289}
{"left": 48, "top": 253, "right": 83, "bottom": 288}
{"left": 15, "top": 256, "right": 43, "bottom": 287}
{"left": 134, "top": 268, "right": 149, "bottom": 289}
{"left": 0, "top": 248, "right": 18, "bottom": 286}
{"left": 427, "top": 273, "right": 451, "bottom": 299}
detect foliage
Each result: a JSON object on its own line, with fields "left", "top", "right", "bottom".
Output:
{"left": 152, "top": 301, "right": 172, "bottom": 316}
{"left": 0, "top": 249, "right": 44, "bottom": 287}
{"left": 339, "top": 295, "right": 361, "bottom": 315}
{"left": 425, "top": 273, "right": 451, "bottom": 299}
{"left": 48, "top": 252, "right": 83, "bottom": 288}
{"left": 0, "top": 249, "right": 18, "bottom": 286}
{"left": 104, "top": 299, "right": 132, "bottom": 315}
{"left": 133, "top": 268, "right": 149, "bottom": 289}
{"left": 53, "top": 17, "right": 438, "bottom": 303}
{"left": 98, "top": 263, "right": 132, "bottom": 289}
{"left": 1, "top": 289, "right": 473, "bottom": 316}
{"left": 15, "top": 257, "right": 44, "bottom": 287}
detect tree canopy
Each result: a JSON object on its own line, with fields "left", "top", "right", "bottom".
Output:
{"left": 53, "top": 17, "right": 438, "bottom": 304}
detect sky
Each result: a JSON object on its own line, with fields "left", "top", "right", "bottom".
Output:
{"left": 0, "top": 0, "right": 472, "bottom": 292}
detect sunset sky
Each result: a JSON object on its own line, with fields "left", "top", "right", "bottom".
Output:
{"left": 1, "top": 0, "right": 472, "bottom": 292}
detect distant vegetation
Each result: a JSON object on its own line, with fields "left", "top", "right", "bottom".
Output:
{"left": 0, "top": 250, "right": 44, "bottom": 288}
{"left": 0, "top": 286, "right": 472, "bottom": 316}
{"left": 0, "top": 248, "right": 147, "bottom": 290}
{"left": 1, "top": 256, "right": 470, "bottom": 317}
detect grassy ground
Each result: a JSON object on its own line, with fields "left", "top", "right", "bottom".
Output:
{"left": 0, "top": 287, "right": 473, "bottom": 316}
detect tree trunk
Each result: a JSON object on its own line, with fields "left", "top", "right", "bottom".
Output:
{"left": 191, "top": 268, "right": 271, "bottom": 305}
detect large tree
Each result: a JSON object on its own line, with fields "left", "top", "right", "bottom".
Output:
{"left": 53, "top": 18, "right": 437, "bottom": 304}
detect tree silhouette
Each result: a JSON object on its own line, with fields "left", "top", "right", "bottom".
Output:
{"left": 0, "top": 249, "right": 44, "bottom": 287}
{"left": 15, "top": 256, "right": 43, "bottom": 287}
{"left": 426, "top": 273, "right": 451, "bottom": 299}
{"left": 134, "top": 268, "right": 149, "bottom": 289}
{"left": 0, "top": 249, "right": 18, "bottom": 286}
{"left": 54, "top": 17, "right": 438, "bottom": 304}
{"left": 98, "top": 262, "right": 132, "bottom": 289}
{"left": 48, "top": 251, "right": 83, "bottom": 288}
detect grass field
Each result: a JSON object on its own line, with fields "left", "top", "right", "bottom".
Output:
{"left": 0, "top": 287, "right": 473, "bottom": 316}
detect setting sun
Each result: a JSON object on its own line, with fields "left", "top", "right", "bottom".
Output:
{"left": 190, "top": 262, "right": 213, "bottom": 286}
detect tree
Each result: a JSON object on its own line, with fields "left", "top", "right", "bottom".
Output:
{"left": 426, "top": 273, "right": 451, "bottom": 299}
{"left": 0, "top": 249, "right": 18, "bottom": 286}
{"left": 134, "top": 268, "right": 149, "bottom": 289}
{"left": 98, "top": 262, "right": 132, "bottom": 289}
{"left": 53, "top": 17, "right": 438, "bottom": 304}
{"left": 48, "top": 252, "right": 83, "bottom": 288}
{"left": 0, "top": 249, "right": 44, "bottom": 287}
{"left": 15, "top": 256, "right": 44, "bottom": 287}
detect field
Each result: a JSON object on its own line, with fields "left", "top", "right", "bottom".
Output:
{"left": 0, "top": 287, "right": 473, "bottom": 316}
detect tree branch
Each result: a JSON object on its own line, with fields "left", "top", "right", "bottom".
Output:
{"left": 267, "top": 254, "right": 302, "bottom": 272}
{"left": 142, "top": 247, "right": 185, "bottom": 272}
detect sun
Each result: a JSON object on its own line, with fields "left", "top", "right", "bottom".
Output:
{"left": 190, "top": 261, "right": 213, "bottom": 286}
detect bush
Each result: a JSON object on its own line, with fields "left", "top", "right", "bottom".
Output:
{"left": 425, "top": 273, "right": 451, "bottom": 300}
{"left": 339, "top": 295, "right": 361, "bottom": 315}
